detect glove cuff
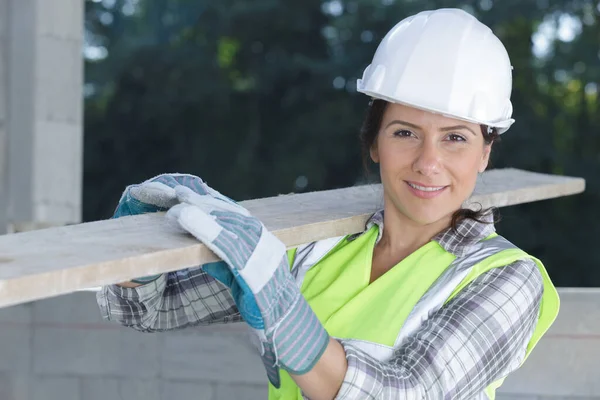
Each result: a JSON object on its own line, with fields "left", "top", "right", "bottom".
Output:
{"left": 268, "top": 291, "right": 330, "bottom": 376}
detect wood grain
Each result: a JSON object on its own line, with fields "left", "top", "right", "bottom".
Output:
{"left": 0, "top": 168, "right": 585, "bottom": 308}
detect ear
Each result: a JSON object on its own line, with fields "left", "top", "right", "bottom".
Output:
{"left": 370, "top": 143, "right": 380, "bottom": 164}
{"left": 479, "top": 144, "right": 492, "bottom": 173}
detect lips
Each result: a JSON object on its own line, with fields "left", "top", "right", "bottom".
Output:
{"left": 406, "top": 182, "right": 446, "bottom": 191}
{"left": 405, "top": 181, "right": 448, "bottom": 199}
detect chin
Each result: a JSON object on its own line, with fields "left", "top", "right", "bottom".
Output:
{"left": 387, "top": 189, "right": 458, "bottom": 226}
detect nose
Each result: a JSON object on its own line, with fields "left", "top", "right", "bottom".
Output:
{"left": 412, "top": 140, "right": 441, "bottom": 176}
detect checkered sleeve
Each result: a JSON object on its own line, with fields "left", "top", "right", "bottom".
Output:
{"left": 96, "top": 266, "right": 242, "bottom": 332}
{"left": 334, "top": 259, "right": 544, "bottom": 399}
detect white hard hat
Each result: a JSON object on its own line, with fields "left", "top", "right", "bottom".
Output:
{"left": 357, "top": 8, "right": 514, "bottom": 134}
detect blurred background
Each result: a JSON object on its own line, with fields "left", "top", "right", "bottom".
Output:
{"left": 83, "top": 0, "right": 599, "bottom": 287}
{"left": 0, "top": 0, "right": 599, "bottom": 399}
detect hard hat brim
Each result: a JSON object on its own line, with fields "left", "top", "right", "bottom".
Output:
{"left": 357, "top": 87, "right": 514, "bottom": 135}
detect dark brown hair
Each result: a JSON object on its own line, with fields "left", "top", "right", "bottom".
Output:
{"left": 359, "top": 99, "right": 500, "bottom": 232}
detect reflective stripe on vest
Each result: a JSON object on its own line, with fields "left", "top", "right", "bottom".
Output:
{"left": 268, "top": 229, "right": 559, "bottom": 400}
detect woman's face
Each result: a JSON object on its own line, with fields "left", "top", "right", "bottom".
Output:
{"left": 371, "top": 103, "right": 492, "bottom": 226}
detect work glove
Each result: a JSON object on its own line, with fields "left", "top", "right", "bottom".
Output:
{"left": 165, "top": 185, "right": 330, "bottom": 387}
{"left": 112, "top": 173, "right": 235, "bottom": 284}
{"left": 111, "top": 171, "right": 287, "bottom": 377}
{"left": 113, "top": 173, "right": 234, "bottom": 217}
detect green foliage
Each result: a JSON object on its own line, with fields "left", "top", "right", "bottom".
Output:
{"left": 83, "top": 0, "right": 600, "bottom": 286}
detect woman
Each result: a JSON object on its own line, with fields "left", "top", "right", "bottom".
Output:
{"left": 97, "top": 8, "right": 559, "bottom": 400}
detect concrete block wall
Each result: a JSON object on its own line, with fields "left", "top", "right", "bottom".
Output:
{"left": 0, "top": 0, "right": 9, "bottom": 234}
{"left": 30, "top": 0, "right": 83, "bottom": 226}
{"left": 0, "top": 0, "right": 83, "bottom": 232}
{"left": 0, "top": 293, "right": 267, "bottom": 400}
{"left": 0, "top": 288, "right": 598, "bottom": 400}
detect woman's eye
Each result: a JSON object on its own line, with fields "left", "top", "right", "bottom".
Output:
{"left": 447, "top": 133, "right": 466, "bottom": 142}
{"left": 393, "top": 130, "right": 414, "bottom": 138}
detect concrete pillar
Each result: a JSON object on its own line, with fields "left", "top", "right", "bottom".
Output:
{"left": 3, "top": 0, "right": 83, "bottom": 233}
{"left": 0, "top": 0, "right": 8, "bottom": 234}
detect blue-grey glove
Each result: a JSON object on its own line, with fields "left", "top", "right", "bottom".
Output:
{"left": 114, "top": 173, "right": 317, "bottom": 387}
{"left": 112, "top": 173, "right": 235, "bottom": 284}
{"left": 166, "top": 186, "right": 330, "bottom": 388}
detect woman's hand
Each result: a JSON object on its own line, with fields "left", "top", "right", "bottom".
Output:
{"left": 166, "top": 186, "right": 331, "bottom": 388}
{"left": 113, "top": 173, "right": 223, "bottom": 284}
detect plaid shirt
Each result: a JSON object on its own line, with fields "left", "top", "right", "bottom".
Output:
{"left": 97, "top": 211, "right": 544, "bottom": 399}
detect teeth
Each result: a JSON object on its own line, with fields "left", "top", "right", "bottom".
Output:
{"left": 408, "top": 182, "right": 445, "bottom": 192}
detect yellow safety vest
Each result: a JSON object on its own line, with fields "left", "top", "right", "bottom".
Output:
{"left": 269, "top": 225, "right": 559, "bottom": 399}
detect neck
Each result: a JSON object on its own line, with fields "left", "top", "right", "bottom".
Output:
{"left": 376, "top": 202, "right": 452, "bottom": 259}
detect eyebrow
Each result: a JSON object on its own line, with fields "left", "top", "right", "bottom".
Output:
{"left": 440, "top": 125, "right": 477, "bottom": 137}
{"left": 384, "top": 120, "right": 422, "bottom": 130}
{"left": 385, "top": 120, "right": 477, "bottom": 137}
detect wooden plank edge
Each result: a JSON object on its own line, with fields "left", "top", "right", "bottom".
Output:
{"left": 467, "top": 176, "right": 586, "bottom": 208}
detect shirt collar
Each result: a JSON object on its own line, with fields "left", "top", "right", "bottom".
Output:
{"left": 362, "top": 209, "right": 496, "bottom": 257}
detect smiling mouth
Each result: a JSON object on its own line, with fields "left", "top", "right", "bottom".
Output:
{"left": 406, "top": 182, "right": 447, "bottom": 192}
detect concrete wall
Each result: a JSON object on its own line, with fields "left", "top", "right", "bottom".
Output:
{"left": 0, "top": 288, "right": 598, "bottom": 400}
{"left": 0, "top": 0, "right": 83, "bottom": 233}
{"left": 0, "top": 0, "right": 9, "bottom": 234}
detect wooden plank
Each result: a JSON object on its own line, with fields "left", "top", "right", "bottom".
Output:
{"left": 0, "top": 168, "right": 585, "bottom": 308}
